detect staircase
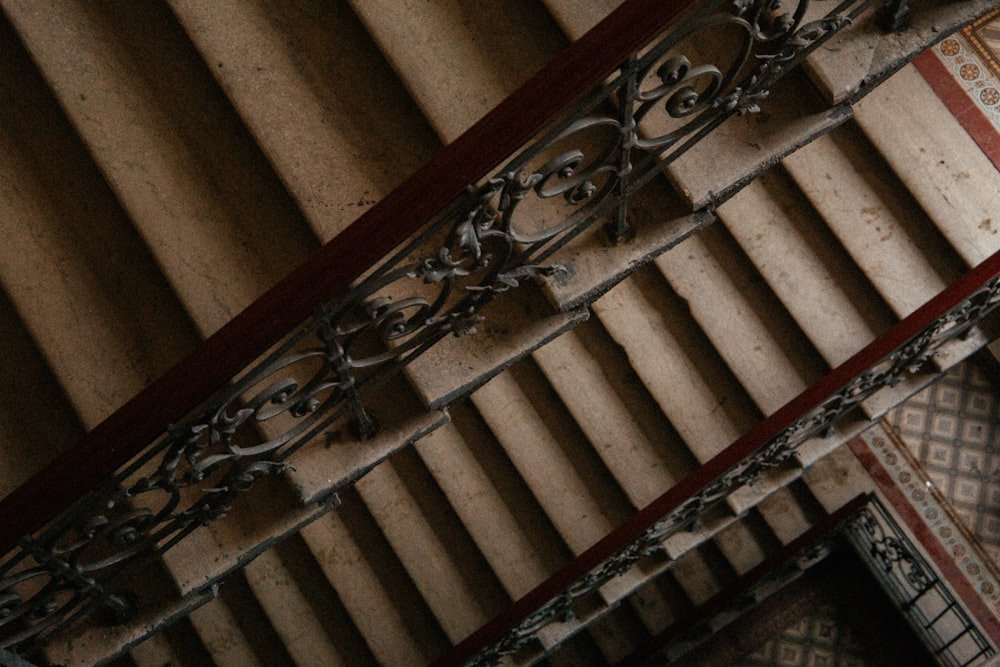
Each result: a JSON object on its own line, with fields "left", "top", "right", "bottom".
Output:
{"left": 1, "top": 0, "right": 998, "bottom": 665}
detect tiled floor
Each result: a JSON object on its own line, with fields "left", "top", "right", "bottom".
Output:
{"left": 887, "top": 360, "right": 1000, "bottom": 565}
{"left": 735, "top": 603, "right": 876, "bottom": 667}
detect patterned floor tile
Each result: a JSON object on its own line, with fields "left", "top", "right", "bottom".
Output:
{"left": 886, "top": 361, "right": 1000, "bottom": 556}
{"left": 735, "top": 603, "right": 876, "bottom": 667}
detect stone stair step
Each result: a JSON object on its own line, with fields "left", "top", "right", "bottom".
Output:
{"left": 670, "top": 544, "right": 732, "bottom": 606}
{"left": 470, "top": 365, "right": 633, "bottom": 554}
{"left": 802, "top": 0, "right": 997, "bottom": 105}
{"left": 586, "top": 605, "right": 652, "bottom": 664}
{"left": 712, "top": 510, "right": 779, "bottom": 576}
{"left": 0, "top": 15, "right": 200, "bottom": 427}
{"left": 355, "top": 449, "right": 509, "bottom": 643}
{"left": 283, "top": 376, "right": 449, "bottom": 507}
{"left": 531, "top": 322, "right": 692, "bottom": 508}
{"left": 655, "top": 223, "right": 828, "bottom": 416}
{"left": 414, "top": 410, "right": 571, "bottom": 601}
{"left": 853, "top": 63, "right": 1000, "bottom": 268}
{"left": 404, "top": 284, "right": 588, "bottom": 410}
{"left": 166, "top": 0, "right": 439, "bottom": 244}
{"left": 0, "top": 293, "right": 83, "bottom": 500}
{"left": 187, "top": 575, "right": 295, "bottom": 667}
{"left": 783, "top": 124, "right": 965, "bottom": 319}
{"left": 128, "top": 633, "right": 182, "bottom": 667}
{"left": 592, "top": 266, "right": 762, "bottom": 462}
{"left": 0, "top": 0, "right": 318, "bottom": 336}
{"left": 346, "top": 0, "right": 564, "bottom": 144}
{"left": 666, "top": 68, "right": 853, "bottom": 211}
{"left": 160, "top": 474, "right": 331, "bottom": 598}
{"left": 541, "top": 0, "right": 623, "bottom": 40}
{"left": 756, "top": 482, "right": 825, "bottom": 545}
{"left": 719, "top": 171, "right": 896, "bottom": 368}
{"left": 299, "top": 494, "right": 448, "bottom": 666}
{"left": 800, "top": 444, "right": 877, "bottom": 514}
{"left": 243, "top": 538, "right": 376, "bottom": 666}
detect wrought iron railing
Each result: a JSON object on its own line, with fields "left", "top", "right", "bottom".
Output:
{"left": 846, "top": 497, "right": 995, "bottom": 666}
{"left": 436, "top": 250, "right": 1000, "bottom": 665}
{"left": 0, "top": 0, "right": 969, "bottom": 658}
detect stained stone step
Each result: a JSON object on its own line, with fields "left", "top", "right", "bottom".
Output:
{"left": 542, "top": 0, "right": 624, "bottom": 39}
{"left": 297, "top": 501, "right": 446, "bottom": 667}
{"left": 711, "top": 510, "right": 777, "bottom": 576}
{"left": 0, "top": 14, "right": 199, "bottom": 427}
{"left": 470, "top": 366, "right": 634, "bottom": 555}
{"left": 665, "top": 68, "right": 853, "bottom": 212}
{"left": 783, "top": 124, "right": 965, "bottom": 319}
{"left": 243, "top": 539, "right": 376, "bottom": 667}
{"left": 801, "top": 0, "right": 997, "bottom": 105}
{"left": 655, "top": 224, "right": 828, "bottom": 416}
{"left": 755, "top": 483, "right": 822, "bottom": 545}
{"left": 719, "top": 171, "right": 895, "bottom": 368}
{"left": 346, "top": 0, "right": 565, "bottom": 144}
{"left": 187, "top": 591, "right": 273, "bottom": 667}
{"left": 0, "top": 0, "right": 318, "bottom": 336}
{"left": 591, "top": 266, "right": 762, "bottom": 463}
{"left": 166, "top": 0, "right": 439, "bottom": 244}
{"left": 414, "top": 411, "right": 571, "bottom": 601}
{"left": 853, "top": 63, "right": 1000, "bottom": 268}
{"left": 800, "top": 445, "right": 877, "bottom": 514}
{"left": 0, "top": 292, "right": 83, "bottom": 500}
{"left": 355, "top": 449, "right": 509, "bottom": 644}
{"left": 128, "top": 634, "right": 183, "bottom": 667}
{"left": 531, "top": 322, "right": 693, "bottom": 508}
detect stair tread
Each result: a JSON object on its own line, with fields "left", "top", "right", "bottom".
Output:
{"left": 167, "top": 0, "right": 439, "bottom": 243}
{"left": 542, "top": 0, "right": 623, "bottom": 40}
{"left": 592, "top": 267, "right": 761, "bottom": 462}
{"left": 853, "top": 63, "right": 1000, "bottom": 267}
{"left": 719, "top": 172, "right": 895, "bottom": 367}
{"left": 655, "top": 224, "right": 826, "bottom": 415}
{"left": 665, "top": 68, "right": 850, "bottom": 210}
{"left": 404, "top": 284, "right": 587, "bottom": 410}
{"left": 802, "top": 0, "right": 998, "bottom": 105}
{"left": 356, "top": 453, "right": 506, "bottom": 643}
{"left": 0, "top": 20, "right": 200, "bottom": 426}
{"left": 801, "top": 445, "right": 876, "bottom": 514}
{"left": 298, "top": 506, "right": 443, "bottom": 667}
{"left": 670, "top": 548, "right": 725, "bottom": 606}
{"left": 783, "top": 125, "right": 962, "bottom": 319}
{"left": 128, "top": 634, "right": 183, "bottom": 667}
{"left": 471, "top": 368, "right": 630, "bottom": 554}
{"left": 0, "top": 293, "right": 83, "bottom": 499}
{"left": 347, "top": 0, "right": 564, "bottom": 143}
{"left": 1, "top": 0, "right": 318, "bottom": 335}
{"left": 415, "top": 415, "right": 568, "bottom": 599}
{"left": 243, "top": 544, "right": 366, "bottom": 667}
{"left": 188, "top": 592, "right": 270, "bottom": 667}
{"left": 531, "top": 327, "right": 681, "bottom": 507}
{"left": 712, "top": 516, "right": 770, "bottom": 577}
{"left": 755, "top": 485, "right": 815, "bottom": 545}
{"left": 283, "top": 380, "right": 449, "bottom": 506}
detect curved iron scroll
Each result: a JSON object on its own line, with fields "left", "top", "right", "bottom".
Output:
{"left": 2, "top": 0, "right": 874, "bottom": 653}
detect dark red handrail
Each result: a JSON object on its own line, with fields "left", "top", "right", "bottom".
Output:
{"left": 0, "top": 0, "right": 700, "bottom": 557}
{"left": 434, "top": 248, "right": 1000, "bottom": 666}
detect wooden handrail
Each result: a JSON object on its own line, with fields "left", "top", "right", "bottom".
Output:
{"left": 434, "top": 248, "right": 1000, "bottom": 666}
{"left": 0, "top": 0, "right": 699, "bottom": 556}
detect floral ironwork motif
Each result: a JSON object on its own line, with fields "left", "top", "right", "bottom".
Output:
{"left": 844, "top": 498, "right": 995, "bottom": 665}
{"left": 0, "top": 0, "right": 951, "bottom": 656}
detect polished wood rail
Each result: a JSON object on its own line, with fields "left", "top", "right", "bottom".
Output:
{"left": 0, "top": 0, "right": 699, "bottom": 556}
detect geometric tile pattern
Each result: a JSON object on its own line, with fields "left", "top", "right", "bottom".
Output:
{"left": 935, "top": 9, "right": 1000, "bottom": 132}
{"left": 886, "top": 360, "right": 1000, "bottom": 565}
{"left": 735, "top": 602, "right": 876, "bottom": 667}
